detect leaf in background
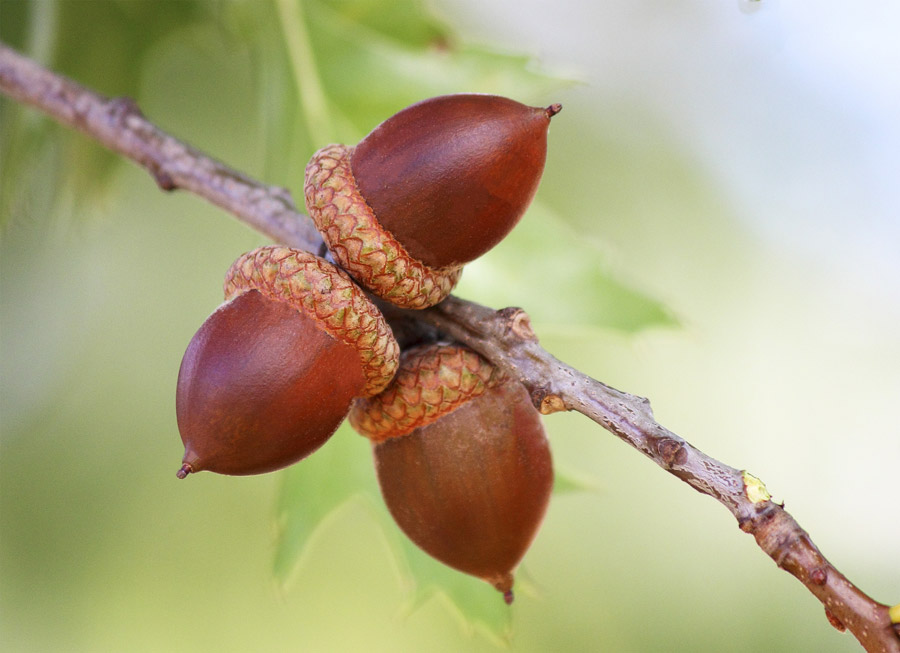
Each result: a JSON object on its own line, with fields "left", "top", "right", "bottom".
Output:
{"left": 275, "top": 421, "right": 542, "bottom": 643}
{"left": 0, "top": 0, "right": 211, "bottom": 229}
{"left": 305, "top": 0, "right": 569, "bottom": 144}
{"left": 362, "top": 472, "right": 584, "bottom": 645}
{"left": 456, "top": 201, "right": 677, "bottom": 334}
{"left": 368, "top": 497, "right": 516, "bottom": 646}
{"left": 553, "top": 465, "right": 603, "bottom": 494}
{"left": 215, "top": 1, "right": 301, "bottom": 187}
{"left": 272, "top": 423, "right": 378, "bottom": 588}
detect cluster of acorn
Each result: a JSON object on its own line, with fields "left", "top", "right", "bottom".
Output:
{"left": 175, "top": 94, "right": 560, "bottom": 602}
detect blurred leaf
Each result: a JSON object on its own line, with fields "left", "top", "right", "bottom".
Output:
{"left": 0, "top": 100, "right": 63, "bottom": 235}
{"left": 0, "top": 1, "right": 34, "bottom": 48}
{"left": 274, "top": 425, "right": 518, "bottom": 644}
{"left": 272, "top": 423, "right": 377, "bottom": 587}
{"left": 369, "top": 496, "right": 516, "bottom": 646}
{"left": 219, "top": 1, "right": 303, "bottom": 188}
{"left": 275, "top": 426, "right": 517, "bottom": 643}
{"left": 553, "top": 465, "right": 603, "bottom": 494}
{"left": 0, "top": 0, "right": 212, "bottom": 229}
{"left": 275, "top": 428, "right": 592, "bottom": 644}
{"left": 316, "top": 0, "right": 447, "bottom": 48}
{"left": 304, "top": 0, "right": 569, "bottom": 145}
{"left": 52, "top": 0, "right": 210, "bottom": 98}
{"left": 365, "top": 470, "right": 592, "bottom": 646}
{"left": 456, "top": 202, "right": 677, "bottom": 334}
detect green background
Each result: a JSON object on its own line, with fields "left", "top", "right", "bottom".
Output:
{"left": 2, "top": 1, "right": 898, "bottom": 651}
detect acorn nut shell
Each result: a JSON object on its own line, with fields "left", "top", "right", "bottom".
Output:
{"left": 350, "top": 344, "right": 553, "bottom": 602}
{"left": 175, "top": 246, "right": 399, "bottom": 478}
{"left": 305, "top": 94, "right": 560, "bottom": 309}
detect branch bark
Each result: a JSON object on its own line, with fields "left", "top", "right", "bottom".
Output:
{"left": 2, "top": 42, "right": 897, "bottom": 652}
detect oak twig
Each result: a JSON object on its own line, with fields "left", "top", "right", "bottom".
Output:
{"left": 2, "top": 43, "right": 896, "bottom": 653}
{"left": 0, "top": 43, "right": 322, "bottom": 253}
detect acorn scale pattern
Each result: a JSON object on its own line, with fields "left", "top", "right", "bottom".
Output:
{"left": 223, "top": 246, "right": 399, "bottom": 397}
{"left": 304, "top": 144, "right": 462, "bottom": 310}
{"left": 349, "top": 344, "right": 508, "bottom": 442}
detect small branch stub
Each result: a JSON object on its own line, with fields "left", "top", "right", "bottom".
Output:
{"left": 539, "top": 394, "right": 566, "bottom": 414}
{"left": 499, "top": 306, "right": 538, "bottom": 342}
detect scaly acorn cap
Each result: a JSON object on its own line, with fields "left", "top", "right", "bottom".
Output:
{"left": 304, "top": 144, "right": 463, "bottom": 310}
{"left": 349, "top": 343, "right": 507, "bottom": 442}
{"left": 224, "top": 245, "right": 399, "bottom": 397}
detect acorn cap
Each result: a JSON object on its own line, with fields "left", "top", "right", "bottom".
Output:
{"left": 304, "top": 145, "right": 462, "bottom": 310}
{"left": 349, "top": 344, "right": 507, "bottom": 442}
{"left": 224, "top": 246, "right": 399, "bottom": 397}
{"left": 176, "top": 246, "right": 400, "bottom": 478}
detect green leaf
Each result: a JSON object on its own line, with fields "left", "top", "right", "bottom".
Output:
{"left": 303, "top": 0, "right": 570, "bottom": 143}
{"left": 0, "top": 0, "right": 212, "bottom": 227}
{"left": 275, "top": 428, "right": 529, "bottom": 643}
{"left": 553, "top": 465, "right": 603, "bottom": 494}
{"left": 313, "top": 0, "right": 447, "bottom": 49}
{"left": 455, "top": 201, "right": 677, "bottom": 334}
{"left": 368, "top": 496, "right": 516, "bottom": 646}
{"left": 272, "top": 423, "right": 377, "bottom": 588}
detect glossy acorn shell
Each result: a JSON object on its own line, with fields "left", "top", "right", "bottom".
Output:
{"left": 176, "top": 290, "right": 366, "bottom": 476}
{"left": 175, "top": 246, "right": 399, "bottom": 478}
{"left": 350, "top": 344, "right": 553, "bottom": 601}
{"left": 374, "top": 380, "right": 553, "bottom": 600}
{"left": 304, "top": 94, "right": 559, "bottom": 309}
{"left": 352, "top": 94, "right": 557, "bottom": 270}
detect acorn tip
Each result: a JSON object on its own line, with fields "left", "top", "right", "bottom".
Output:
{"left": 545, "top": 103, "right": 562, "bottom": 118}
{"left": 503, "top": 589, "right": 515, "bottom": 605}
{"left": 176, "top": 463, "right": 192, "bottom": 480}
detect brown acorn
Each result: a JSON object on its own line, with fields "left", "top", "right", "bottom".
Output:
{"left": 175, "top": 246, "right": 399, "bottom": 478}
{"left": 304, "top": 94, "right": 561, "bottom": 309}
{"left": 349, "top": 344, "right": 553, "bottom": 602}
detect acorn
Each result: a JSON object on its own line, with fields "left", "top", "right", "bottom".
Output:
{"left": 175, "top": 246, "right": 399, "bottom": 478}
{"left": 304, "top": 94, "right": 561, "bottom": 309}
{"left": 349, "top": 344, "right": 553, "bottom": 603}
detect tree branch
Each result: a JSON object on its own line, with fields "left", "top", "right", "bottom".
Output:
{"left": 2, "top": 42, "right": 897, "bottom": 653}
{"left": 0, "top": 43, "right": 322, "bottom": 253}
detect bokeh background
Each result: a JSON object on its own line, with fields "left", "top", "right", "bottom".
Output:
{"left": 2, "top": 1, "right": 898, "bottom": 651}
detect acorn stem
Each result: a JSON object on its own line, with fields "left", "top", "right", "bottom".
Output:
{"left": 176, "top": 463, "right": 192, "bottom": 479}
